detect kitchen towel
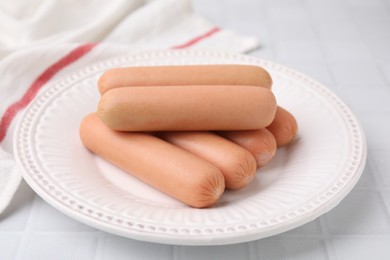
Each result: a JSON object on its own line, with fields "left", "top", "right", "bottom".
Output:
{"left": 0, "top": 0, "right": 259, "bottom": 214}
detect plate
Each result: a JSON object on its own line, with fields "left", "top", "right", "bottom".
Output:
{"left": 14, "top": 50, "right": 366, "bottom": 245}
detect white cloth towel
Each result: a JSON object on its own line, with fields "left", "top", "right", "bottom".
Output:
{"left": 0, "top": 0, "right": 259, "bottom": 214}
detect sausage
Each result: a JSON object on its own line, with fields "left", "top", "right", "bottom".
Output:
{"left": 79, "top": 113, "right": 225, "bottom": 208}
{"left": 217, "top": 128, "right": 277, "bottom": 168}
{"left": 266, "top": 106, "right": 298, "bottom": 147}
{"left": 98, "top": 65, "right": 273, "bottom": 94}
{"left": 97, "top": 85, "right": 277, "bottom": 131}
{"left": 159, "top": 131, "right": 257, "bottom": 190}
{"left": 97, "top": 64, "right": 298, "bottom": 146}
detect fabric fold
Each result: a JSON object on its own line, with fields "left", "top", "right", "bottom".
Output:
{"left": 0, "top": 0, "right": 260, "bottom": 216}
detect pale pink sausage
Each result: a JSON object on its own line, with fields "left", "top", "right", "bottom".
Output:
{"left": 79, "top": 113, "right": 225, "bottom": 208}
{"left": 267, "top": 106, "right": 298, "bottom": 147}
{"left": 218, "top": 128, "right": 277, "bottom": 168}
{"left": 97, "top": 85, "right": 277, "bottom": 131}
{"left": 98, "top": 65, "right": 273, "bottom": 94}
{"left": 159, "top": 131, "right": 257, "bottom": 190}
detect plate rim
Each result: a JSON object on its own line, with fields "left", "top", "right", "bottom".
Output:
{"left": 13, "top": 49, "right": 367, "bottom": 245}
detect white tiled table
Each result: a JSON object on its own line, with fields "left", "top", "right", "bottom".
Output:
{"left": 1, "top": 0, "right": 390, "bottom": 259}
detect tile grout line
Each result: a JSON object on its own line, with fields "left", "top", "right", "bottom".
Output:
{"left": 353, "top": 186, "right": 390, "bottom": 192}
{"left": 172, "top": 245, "right": 181, "bottom": 260}
{"left": 318, "top": 216, "right": 337, "bottom": 260}
{"left": 365, "top": 149, "right": 390, "bottom": 220}
{"left": 300, "top": 1, "right": 348, "bottom": 259}
{"left": 262, "top": 0, "right": 279, "bottom": 62}
{"left": 382, "top": 0, "right": 390, "bottom": 13}
{"left": 299, "top": 0, "right": 342, "bottom": 95}
{"left": 380, "top": 189, "right": 390, "bottom": 218}
{"left": 339, "top": 0, "right": 368, "bottom": 45}
{"left": 279, "top": 233, "right": 390, "bottom": 239}
{"left": 303, "top": 2, "right": 334, "bottom": 64}
{"left": 301, "top": 0, "right": 334, "bottom": 65}
{"left": 377, "top": 62, "right": 390, "bottom": 88}
{"left": 301, "top": 3, "right": 338, "bottom": 255}
{"left": 248, "top": 240, "right": 259, "bottom": 260}
{"left": 13, "top": 195, "right": 39, "bottom": 260}
{"left": 93, "top": 232, "right": 106, "bottom": 260}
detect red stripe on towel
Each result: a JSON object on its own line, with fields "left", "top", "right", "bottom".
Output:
{"left": 0, "top": 43, "right": 97, "bottom": 142}
{"left": 171, "top": 27, "right": 221, "bottom": 49}
{"left": 0, "top": 27, "right": 222, "bottom": 142}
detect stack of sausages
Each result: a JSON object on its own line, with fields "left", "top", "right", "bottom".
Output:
{"left": 80, "top": 65, "right": 298, "bottom": 208}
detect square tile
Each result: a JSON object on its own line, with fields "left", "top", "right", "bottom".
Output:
{"left": 279, "top": 60, "right": 336, "bottom": 87}
{"left": 324, "top": 190, "right": 390, "bottom": 235}
{"left": 269, "top": 20, "right": 317, "bottom": 41}
{"left": 179, "top": 242, "right": 250, "bottom": 260}
{"left": 314, "top": 20, "right": 361, "bottom": 41}
{"left": 17, "top": 233, "right": 98, "bottom": 260}
{"left": 96, "top": 233, "right": 173, "bottom": 260}
{"left": 284, "top": 218, "right": 323, "bottom": 235}
{"left": 265, "top": 0, "right": 302, "bottom": 6}
{"left": 266, "top": 5, "right": 310, "bottom": 22}
{"left": 348, "top": 5, "right": 390, "bottom": 23}
{"left": 343, "top": 0, "right": 386, "bottom": 7}
{"left": 0, "top": 181, "right": 36, "bottom": 231}
{"left": 370, "top": 149, "right": 390, "bottom": 187}
{"left": 224, "top": 18, "right": 270, "bottom": 41}
{"left": 380, "top": 63, "right": 390, "bottom": 84}
{"left": 28, "top": 197, "right": 96, "bottom": 232}
{"left": 224, "top": 0, "right": 266, "bottom": 23}
{"left": 322, "top": 41, "right": 372, "bottom": 61}
{"left": 0, "top": 233, "right": 21, "bottom": 260}
{"left": 355, "top": 19, "right": 390, "bottom": 42}
{"left": 358, "top": 113, "right": 390, "bottom": 149}
{"left": 191, "top": 0, "right": 227, "bottom": 25}
{"left": 329, "top": 62, "right": 386, "bottom": 86}
{"left": 337, "top": 86, "right": 390, "bottom": 113}
{"left": 385, "top": 191, "right": 390, "bottom": 216}
{"left": 354, "top": 159, "right": 377, "bottom": 188}
{"left": 332, "top": 238, "right": 390, "bottom": 260}
{"left": 305, "top": 0, "right": 349, "bottom": 22}
{"left": 366, "top": 41, "right": 390, "bottom": 62}
{"left": 275, "top": 40, "right": 324, "bottom": 61}
{"left": 254, "top": 237, "right": 328, "bottom": 259}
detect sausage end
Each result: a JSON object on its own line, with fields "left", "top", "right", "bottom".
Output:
{"left": 98, "top": 71, "right": 112, "bottom": 95}
{"left": 225, "top": 149, "right": 257, "bottom": 190}
{"left": 190, "top": 167, "right": 225, "bottom": 208}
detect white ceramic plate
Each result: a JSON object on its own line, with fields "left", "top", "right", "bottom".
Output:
{"left": 14, "top": 50, "right": 366, "bottom": 245}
